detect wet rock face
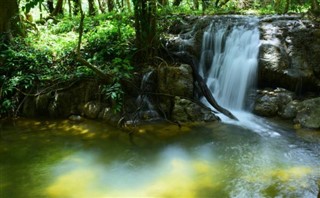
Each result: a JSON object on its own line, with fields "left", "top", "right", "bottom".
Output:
{"left": 258, "top": 17, "right": 320, "bottom": 93}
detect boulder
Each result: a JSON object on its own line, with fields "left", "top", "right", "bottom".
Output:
{"left": 254, "top": 95, "right": 279, "bottom": 117}
{"left": 98, "top": 107, "right": 121, "bottom": 124}
{"left": 82, "top": 101, "right": 102, "bottom": 119}
{"left": 295, "top": 97, "right": 320, "bottom": 129}
{"left": 280, "top": 100, "right": 301, "bottom": 119}
{"left": 158, "top": 64, "right": 194, "bottom": 98}
{"left": 172, "top": 97, "right": 219, "bottom": 122}
{"left": 254, "top": 88, "right": 294, "bottom": 117}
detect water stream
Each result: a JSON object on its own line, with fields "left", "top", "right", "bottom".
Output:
{"left": 0, "top": 119, "right": 319, "bottom": 198}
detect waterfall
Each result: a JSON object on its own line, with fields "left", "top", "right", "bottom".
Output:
{"left": 199, "top": 17, "right": 282, "bottom": 137}
{"left": 199, "top": 18, "right": 260, "bottom": 111}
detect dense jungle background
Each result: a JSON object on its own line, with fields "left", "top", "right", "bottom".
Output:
{"left": 1, "top": 0, "right": 320, "bottom": 120}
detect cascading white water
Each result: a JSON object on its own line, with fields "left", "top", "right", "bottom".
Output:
{"left": 199, "top": 18, "right": 260, "bottom": 111}
{"left": 199, "top": 18, "right": 282, "bottom": 136}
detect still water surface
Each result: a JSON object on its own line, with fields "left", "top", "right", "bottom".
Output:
{"left": 1, "top": 118, "right": 319, "bottom": 198}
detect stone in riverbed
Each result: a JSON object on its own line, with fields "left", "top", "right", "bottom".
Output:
{"left": 279, "top": 100, "right": 301, "bottom": 119}
{"left": 295, "top": 97, "right": 320, "bottom": 129}
{"left": 253, "top": 88, "right": 294, "bottom": 117}
{"left": 82, "top": 101, "right": 102, "bottom": 119}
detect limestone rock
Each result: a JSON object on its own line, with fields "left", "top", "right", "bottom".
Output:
{"left": 280, "top": 100, "right": 301, "bottom": 119}
{"left": 172, "top": 97, "right": 219, "bottom": 122}
{"left": 46, "top": 80, "right": 99, "bottom": 118}
{"left": 254, "top": 88, "right": 294, "bottom": 117}
{"left": 157, "top": 64, "right": 194, "bottom": 117}
{"left": 254, "top": 95, "right": 279, "bottom": 117}
{"left": 259, "top": 19, "right": 320, "bottom": 92}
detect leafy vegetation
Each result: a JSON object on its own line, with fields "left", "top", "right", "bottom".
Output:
{"left": 0, "top": 10, "right": 135, "bottom": 116}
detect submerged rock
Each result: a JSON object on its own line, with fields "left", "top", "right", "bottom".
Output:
{"left": 68, "top": 115, "right": 85, "bottom": 122}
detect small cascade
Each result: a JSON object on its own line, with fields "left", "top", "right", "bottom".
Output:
{"left": 136, "top": 71, "right": 160, "bottom": 121}
{"left": 199, "top": 18, "right": 260, "bottom": 111}
{"left": 199, "top": 17, "right": 282, "bottom": 137}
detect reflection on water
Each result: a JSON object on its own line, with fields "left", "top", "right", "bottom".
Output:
{"left": 1, "top": 118, "right": 320, "bottom": 198}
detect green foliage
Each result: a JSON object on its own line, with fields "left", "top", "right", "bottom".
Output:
{"left": 84, "top": 13, "right": 135, "bottom": 64}
{"left": 0, "top": 12, "right": 136, "bottom": 117}
{"left": 101, "top": 82, "right": 124, "bottom": 113}
{"left": 99, "top": 57, "right": 133, "bottom": 113}
{"left": 0, "top": 38, "right": 52, "bottom": 115}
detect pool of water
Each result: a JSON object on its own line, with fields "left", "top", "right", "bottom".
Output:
{"left": 1, "top": 117, "right": 319, "bottom": 198}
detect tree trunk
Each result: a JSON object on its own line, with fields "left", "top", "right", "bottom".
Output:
{"left": 72, "top": 0, "right": 80, "bottom": 15}
{"left": 133, "top": 0, "right": 158, "bottom": 64}
{"left": 193, "top": 0, "right": 199, "bottom": 10}
{"left": 158, "top": 0, "right": 168, "bottom": 6}
{"left": 0, "top": 0, "right": 20, "bottom": 43}
{"left": 215, "top": 0, "right": 219, "bottom": 7}
{"left": 51, "top": 0, "right": 64, "bottom": 16}
{"left": 88, "top": 0, "right": 96, "bottom": 15}
{"left": 173, "top": 0, "right": 182, "bottom": 6}
{"left": 97, "top": 0, "right": 106, "bottom": 13}
{"left": 311, "top": 0, "right": 320, "bottom": 15}
{"left": 126, "top": 0, "right": 131, "bottom": 11}
{"left": 284, "top": 0, "right": 290, "bottom": 13}
{"left": 68, "top": 0, "right": 72, "bottom": 17}
{"left": 202, "top": 0, "right": 209, "bottom": 11}
{"left": 107, "top": 0, "right": 115, "bottom": 11}
{"left": 47, "top": 0, "right": 54, "bottom": 13}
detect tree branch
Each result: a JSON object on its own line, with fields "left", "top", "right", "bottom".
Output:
{"left": 75, "top": 0, "right": 112, "bottom": 83}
